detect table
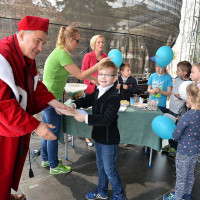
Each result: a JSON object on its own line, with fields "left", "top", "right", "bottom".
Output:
{"left": 61, "top": 106, "right": 162, "bottom": 166}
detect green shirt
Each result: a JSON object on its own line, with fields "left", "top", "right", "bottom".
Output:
{"left": 43, "top": 47, "right": 73, "bottom": 99}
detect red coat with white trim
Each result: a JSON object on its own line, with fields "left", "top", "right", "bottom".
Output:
{"left": 0, "top": 34, "right": 55, "bottom": 199}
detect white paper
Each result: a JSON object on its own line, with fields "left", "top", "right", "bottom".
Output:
{"left": 77, "top": 109, "right": 88, "bottom": 115}
{"left": 56, "top": 108, "right": 79, "bottom": 116}
{"left": 118, "top": 106, "right": 127, "bottom": 112}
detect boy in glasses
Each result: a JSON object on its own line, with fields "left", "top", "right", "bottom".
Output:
{"left": 71, "top": 61, "right": 126, "bottom": 200}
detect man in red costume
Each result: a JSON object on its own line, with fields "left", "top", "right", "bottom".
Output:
{"left": 0, "top": 16, "right": 71, "bottom": 200}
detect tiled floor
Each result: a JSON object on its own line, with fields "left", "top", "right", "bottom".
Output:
{"left": 16, "top": 134, "right": 200, "bottom": 200}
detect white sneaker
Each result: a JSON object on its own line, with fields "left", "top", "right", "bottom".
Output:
{"left": 85, "top": 138, "right": 93, "bottom": 147}
{"left": 68, "top": 135, "right": 72, "bottom": 142}
{"left": 87, "top": 142, "right": 93, "bottom": 147}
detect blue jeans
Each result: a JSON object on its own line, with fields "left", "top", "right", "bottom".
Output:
{"left": 41, "top": 106, "right": 62, "bottom": 168}
{"left": 168, "top": 110, "right": 179, "bottom": 118}
{"left": 94, "top": 141, "right": 124, "bottom": 198}
{"left": 158, "top": 106, "right": 166, "bottom": 113}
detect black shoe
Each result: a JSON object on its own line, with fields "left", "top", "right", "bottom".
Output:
{"left": 11, "top": 194, "right": 26, "bottom": 200}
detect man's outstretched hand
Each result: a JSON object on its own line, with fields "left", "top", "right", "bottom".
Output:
{"left": 48, "top": 99, "right": 72, "bottom": 115}
{"left": 35, "top": 122, "right": 57, "bottom": 140}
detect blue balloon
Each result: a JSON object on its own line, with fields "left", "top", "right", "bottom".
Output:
{"left": 151, "top": 46, "right": 174, "bottom": 68}
{"left": 152, "top": 115, "right": 176, "bottom": 139}
{"left": 108, "top": 49, "right": 123, "bottom": 67}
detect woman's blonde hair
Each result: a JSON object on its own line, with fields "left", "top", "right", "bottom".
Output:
{"left": 187, "top": 83, "right": 200, "bottom": 109}
{"left": 56, "top": 26, "right": 79, "bottom": 49}
{"left": 90, "top": 35, "right": 104, "bottom": 50}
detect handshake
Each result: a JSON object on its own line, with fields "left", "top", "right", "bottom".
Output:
{"left": 56, "top": 104, "right": 87, "bottom": 123}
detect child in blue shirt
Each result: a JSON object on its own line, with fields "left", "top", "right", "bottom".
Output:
{"left": 163, "top": 83, "right": 200, "bottom": 200}
{"left": 147, "top": 65, "right": 172, "bottom": 113}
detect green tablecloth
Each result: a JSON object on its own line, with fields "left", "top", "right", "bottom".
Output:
{"left": 61, "top": 107, "right": 162, "bottom": 151}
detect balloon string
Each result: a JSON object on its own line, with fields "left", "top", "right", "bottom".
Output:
{"left": 156, "top": 68, "right": 162, "bottom": 101}
{"left": 117, "top": 68, "right": 120, "bottom": 94}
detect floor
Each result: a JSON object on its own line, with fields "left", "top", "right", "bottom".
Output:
{"left": 15, "top": 134, "right": 200, "bottom": 200}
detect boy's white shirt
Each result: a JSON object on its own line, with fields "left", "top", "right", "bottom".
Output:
{"left": 97, "top": 84, "right": 113, "bottom": 99}
{"left": 85, "top": 84, "right": 113, "bottom": 123}
{"left": 121, "top": 75, "right": 128, "bottom": 83}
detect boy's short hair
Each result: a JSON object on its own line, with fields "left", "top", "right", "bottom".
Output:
{"left": 120, "top": 63, "right": 130, "bottom": 71}
{"left": 177, "top": 61, "right": 192, "bottom": 78}
{"left": 99, "top": 61, "right": 118, "bottom": 75}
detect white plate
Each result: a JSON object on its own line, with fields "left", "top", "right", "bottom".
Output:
{"left": 64, "top": 83, "right": 88, "bottom": 93}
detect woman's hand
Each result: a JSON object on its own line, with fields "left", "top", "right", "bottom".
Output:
{"left": 90, "top": 77, "right": 99, "bottom": 85}
{"left": 98, "top": 57, "right": 111, "bottom": 65}
{"left": 91, "top": 79, "right": 99, "bottom": 85}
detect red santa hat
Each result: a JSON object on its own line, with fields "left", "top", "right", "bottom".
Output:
{"left": 18, "top": 16, "right": 49, "bottom": 33}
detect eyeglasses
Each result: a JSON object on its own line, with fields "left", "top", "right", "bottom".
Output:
{"left": 73, "top": 38, "right": 80, "bottom": 44}
{"left": 98, "top": 73, "right": 116, "bottom": 77}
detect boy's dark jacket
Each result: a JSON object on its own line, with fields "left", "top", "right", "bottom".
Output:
{"left": 74, "top": 86, "right": 120, "bottom": 145}
{"left": 114, "top": 76, "right": 140, "bottom": 101}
